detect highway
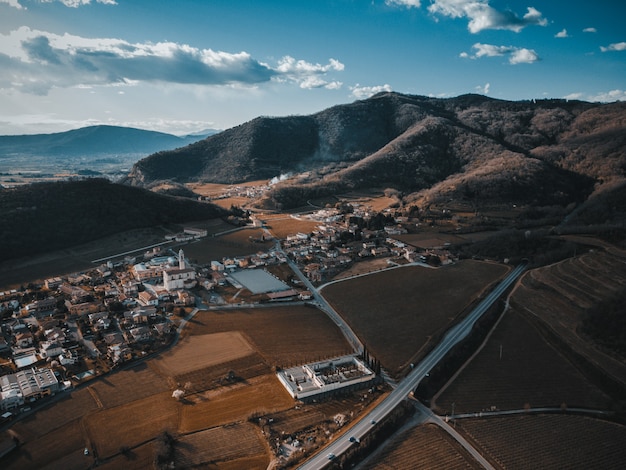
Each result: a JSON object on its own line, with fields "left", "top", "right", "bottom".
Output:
{"left": 298, "top": 262, "right": 526, "bottom": 469}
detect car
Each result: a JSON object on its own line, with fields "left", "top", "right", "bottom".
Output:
{"left": 349, "top": 436, "right": 360, "bottom": 443}
{"left": 327, "top": 453, "right": 335, "bottom": 460}
{"left": 84, "top": 448, "right": 89, "bottom": 456}
{"left": 370, "top": 419, "right": 377, "bottom": 425}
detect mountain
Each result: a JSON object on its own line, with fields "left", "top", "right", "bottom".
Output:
{"left": 0, "top": 125, "right": 218, "bottom": 158}
{"left": 126, "top": 93, "right": 626, "bottom": 209}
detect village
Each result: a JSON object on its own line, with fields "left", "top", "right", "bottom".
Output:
{"left": 0, "top": 201, "right": 456, "bottom": 424}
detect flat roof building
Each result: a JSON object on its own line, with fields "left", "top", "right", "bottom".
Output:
{"left": 277, "top": 355, "right": 375, "bottom": 400}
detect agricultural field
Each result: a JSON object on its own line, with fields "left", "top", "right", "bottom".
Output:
{"left": 84, "top": 391, "right": 180, "bottom": 459}
{"left": 322, "top": 260, "right": 509, "bottom": 377}
{"left": 432, "top": 309, "right": 611, "bottom": 415}
{"left": 511, "top": 247, "right": 626, "bottom": 389}
{"left": 178, "top": 375, "right": 293, "bottom": 433}
{"left": 361, "top": 423, "right": 482, "bottom": 470}
{"left": 176, "top": 423, "right": 268, "bottom": 468}
{"left": 185, "top": 305, "right": 352, "bottom": 366}
{"left": 4, "top": 418, "right": 89, "bottom": 470}
{"left": 9, "top": 387, "right": 99, "bottom": 441}
{"left": 183, "top": 227, "right": 273, "bottom": 264}
{"left": 456, "top": 414, "right": 626, "bottom": 470}
{"left": 262, "top": 214, "right": 319, "bottom": 240}
{"left": 88, "top": 362, "right": 170, "bottom": 409}
{"left": 151, "top": 331, "right": 255, "bottom": 376}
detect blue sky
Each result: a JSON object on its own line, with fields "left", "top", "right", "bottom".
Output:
{"left": 0, "top": 0, "right": 625, "bottom": 135}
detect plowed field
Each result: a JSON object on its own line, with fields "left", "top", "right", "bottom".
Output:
{"left": 323, "top": 260, "right": 509, "bottom": 376}
{"left": 513, "top": 246, "right": 626, "bottom": 389}
{"left": 186, "top": 305, "right": 352, "bottom": 366}
{"left": 361, "top": 423, "right": 482, "bottom": 470}
{"left": 456, "top": 414, "right": 626, "bottom": 470}
{"left": 433, "top": 309, "right": 610, "bottom": 414}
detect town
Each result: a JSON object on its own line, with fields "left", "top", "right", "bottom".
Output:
{"left": 0, "top": 200, "right": 456, "bottom": 422}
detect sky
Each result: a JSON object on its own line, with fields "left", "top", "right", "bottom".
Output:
{"left": 0, "top": 0, "right": 625, "bottom": 136}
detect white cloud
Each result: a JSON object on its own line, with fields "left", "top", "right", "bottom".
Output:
{"left": 475, "top": 82, "right": 490, "bottom": 94}
{"left": 427, "top": 0, "right": 547, "bottom": 33}
{"left": 0, "top": 0, "right": 23, "bottom": 8}
{"left": 563, "top": 90, "right": 626, "bottom": 102}
{"left": 555, "top": 29, "right": 569, "bottom": 38}
{"left": 41, "top": 0, "right": 117, "bottom": 6}
{"left": 0, "top": 27, "right": 344, "bottom": 95}
{"left": 385, "top": 0, "right": 421, "bottom": 8}
{"left": 583, "top": 27, "right": 597, "bottom": 33}
{"left": 350, "top": 84, "right": 392, "bottom": 99}
{"left": 462, "top": 43, "right": 539, "bottom": 64}
{"left": 563, "top": 92, "right": 583, "bottom": 100}
{"left": 588, "top": 89, "right": 626, "bottom": 102}
{"left": 600, "top": 42, "right": 626, "bottom": 52}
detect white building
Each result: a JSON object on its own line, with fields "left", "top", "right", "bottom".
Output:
{"left": 277, "top": 355, "right": 375, "bottom": 400}
{"left": 163, "top": 249, "right": 196, "bottom": 291}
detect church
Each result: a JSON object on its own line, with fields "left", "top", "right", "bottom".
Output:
{"left": 163, "top": 249, "right": 197, "bottom": 291}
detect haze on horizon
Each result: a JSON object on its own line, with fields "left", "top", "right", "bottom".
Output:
{"left": 0, "top": 0, "right": 624, "bottom": 136}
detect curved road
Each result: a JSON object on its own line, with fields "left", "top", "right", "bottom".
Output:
{"left": 298, "top": 262, "right": 527, "bottom": 469}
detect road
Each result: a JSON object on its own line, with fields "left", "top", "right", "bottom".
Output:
{"left": 275, "top": 237, "right": 364, "bottom": 354}
{"left": 298, "top": 262, "right": 526, "bottom": 470}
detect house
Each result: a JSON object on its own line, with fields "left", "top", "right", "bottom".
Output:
{"left": 66, "top": 301, "right": 102, "bottom": 316}
{"left": 0, "top": 375, "right": 23, "bottom": 410}
{"left": 44, "top": 277, "right": 63, "bottom": 290}
{"left": 137, "top": 291, "right": 158, "bottom": 307}
{"left": 14, "top": 331, "right": 34, "bottom": 349}
{"left": 39, "top": 341, "right": 64, "bottom": 359}
{"left": 25, "top": 297, "right": 57, "bottom": 314}
{"left": 128, "top": 326, "right": 152, "bottom": 343}
{"left": 108, "top": 343, "right": 132, "bottom": 364}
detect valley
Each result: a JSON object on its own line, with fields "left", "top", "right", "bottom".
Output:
{"left": 0, "top": 92, "right": 625, "bottom": 469}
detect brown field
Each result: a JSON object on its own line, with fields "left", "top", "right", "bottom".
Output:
{"left": 95, "top": 441, "right": 156, "bottom": 470}
{"left": 84, "top": 391, "right": 179, "bottom": 459}
{"left": 152, "top": 331, "right": 255, "bottom": 376}
{"left": 432, "top": 309, "right": 611, "bottom": 414}
{"left": 218, "top": 455, "right": 271, "bottom": 470}
{"left": 176, "top": 422, "right": 267, "bottom": 468}
{"left": 10, "top": 388, "right": 99, "bottom": 441}
{"left": 396, "top": 232, "right": 469, "bottom": 249}
{"left": 330, "top": 257, "right": 401, "bottom": 280}
{"left": 512, "top": 247, "right": 626, "bottom": 388}
{"left": 456, "top": 414, "right": 626, "bottom": 469}
{"left": 185, "top": 305, "right": 352, "bottom": 366}
{"left": 179, "top": 375, "right": 293, "bottom": 433}
{"left": 4, "top": 418, "right": 88, "bottom": 470}
{"left": 267, "top": 407, "right": 328, "bottom": 435}
{"left": 361, "top": 423, "right": 482, "bottom": 470}
{"left": 322, "top": 261, "right": 509, "bottom": 376}
{"left": 262, "top": 215, "right": 319, "bottom": 240}
{"left": 88, "top": 362, "right": 169, "bottom": 409}
{"left": 183, "top": 227, "right": 273, "bottom": 263}
{"left": 172, "top": 352, "right": 270, "bottom": 394}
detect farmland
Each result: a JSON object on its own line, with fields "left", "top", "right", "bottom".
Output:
{"left": 456, "top": 414, "right": 626, "bottom": 470}
{"left": 151, "top": 331, "right": 255, "bottom": 376}
{"left": 185, "top": 305, "right": 353, "bottom": 366}
{"left": 175, "top": 423, "right": 267, "bottom": 468}
{"left": 183, "top": 227, "right": 273, "bottom": 264}
{"left": 1, "top": 302, "right": 357, "bottom": 469}
{"left": 511, "top": 247, "right": 626, "bottom": 390}
{"left": 432, "top": 309, "right": 611, "bottom": 414}
{"left": 262, "top": 214, "right": 319, "bottom": 240}
{"left": 361, "top": 423, "right": 482, "bottom": 469}
{"left": 322, "top": 260, "right": 509, "bottom": 376}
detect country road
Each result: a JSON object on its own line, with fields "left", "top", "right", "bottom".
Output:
{"left": 297, "top": 262, "right": 527, "bottom": 470}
